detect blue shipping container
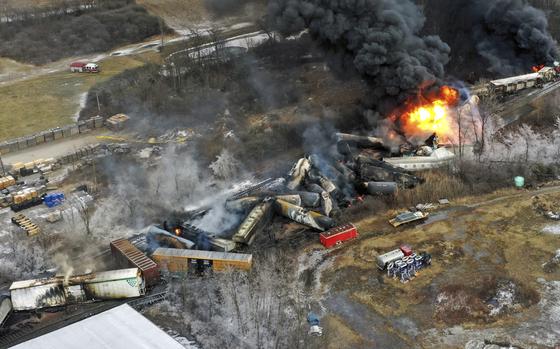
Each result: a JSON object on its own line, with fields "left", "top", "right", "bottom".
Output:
{"left": 44, "top": 193, "right": 65, "bottom": 208}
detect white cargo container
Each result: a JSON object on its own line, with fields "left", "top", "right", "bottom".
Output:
{"left": 82, "top": 268, "right": 145, "bottom": 300}
{"left": 376, "top": 249, "right": 405, "bottom": 270}
{"left": 9, "top": 268, "right": 145, "bottom": 311}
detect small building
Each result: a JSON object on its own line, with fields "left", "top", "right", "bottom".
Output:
{"left": 319, "top": 223, "right": 358, "bottom": 248}
{"left": 152, "top": 248, "right": 252, "bottom": 272}
{"left": 106, "top": 113, "right": 130, "bottom": 131}
{"left": 11, "top": 304, "right": 184, "bottom": 349}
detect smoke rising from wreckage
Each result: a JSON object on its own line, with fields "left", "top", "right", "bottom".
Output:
{"left": 3, "top": 0, "right": 560, "bottom": 348}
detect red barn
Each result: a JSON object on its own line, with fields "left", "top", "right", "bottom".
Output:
{"left": 320, "top": 223, "right": 358, "bottom": 248}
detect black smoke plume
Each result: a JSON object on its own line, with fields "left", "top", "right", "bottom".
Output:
{"left": 423, "top": 0, "right": 558, "bottom": 78}
{"left": 267, "top": 0, "right": 451, "bottom": 114}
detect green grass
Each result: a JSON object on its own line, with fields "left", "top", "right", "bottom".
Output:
{"left": 0, "top": 54, "right": 159, "bottom": 141}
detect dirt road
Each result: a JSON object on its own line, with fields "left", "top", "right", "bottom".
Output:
{"left": 1, "top": 130, "right": 110, "bottom": 165}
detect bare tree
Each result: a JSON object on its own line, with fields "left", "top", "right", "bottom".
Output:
{"left": 75, "top": 197, "right": 93, "bottom": 236}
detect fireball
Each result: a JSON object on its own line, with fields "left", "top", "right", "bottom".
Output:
{"left": 398, "top": 85, "right": 459, "bottom": 138}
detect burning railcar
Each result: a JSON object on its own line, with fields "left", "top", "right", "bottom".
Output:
{"left": 9, "top": 268, "right": 145, "bottom": 311}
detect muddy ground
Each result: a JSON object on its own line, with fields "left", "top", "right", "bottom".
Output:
{"left": 300, "top": 186, "right": 560, "bottom": 349}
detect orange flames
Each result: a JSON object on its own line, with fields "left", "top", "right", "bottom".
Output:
{"left": 174, "top": 227, "right": 182, "bottom": 236}
{"left": 531, "top": 64, "right": 545, "bottom": 72}
{"left": 397, "top": 85, "right": 460, "bottom": 138}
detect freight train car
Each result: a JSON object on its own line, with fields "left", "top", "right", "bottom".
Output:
{"left": 110, "top": 239, "right": 160, "bottom": 287}
{"left": 9, "top": 268, "right": 145, "bottom": 311}
{"left": 232, "top": 200, "right": 273, "bottom": 245}
{"left": 0, "top": 297, "right": 12, "bottom": 327}
{"left": 472, "top": 66, "right": 559, "bottom": 98}
{"left": 152, "top": 248, "right": 252, "bottom": 273}
{"left": 319, "top": 223, "right": 358, "bottom": 248}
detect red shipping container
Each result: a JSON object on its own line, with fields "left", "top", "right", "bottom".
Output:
{"left": 320, "top": 223, "right": 358, "bottom": 248}
{"left": 400, "top": 244, "right": 413, "bottom": 256}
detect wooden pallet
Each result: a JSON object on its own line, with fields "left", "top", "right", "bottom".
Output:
{"left": 11, "top": 213, "right": 40, "bottom": 236}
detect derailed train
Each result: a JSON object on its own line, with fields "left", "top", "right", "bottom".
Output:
{"left": 471, "top": 66, "right": 560, "bottom": 98}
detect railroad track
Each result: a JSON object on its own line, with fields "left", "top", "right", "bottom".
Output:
{"left": 0, "top": 291, "right": 167, "bottom": 348}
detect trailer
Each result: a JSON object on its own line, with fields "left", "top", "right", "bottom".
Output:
{"left": 152, "top": 248, "right": 252, "bottom": 273}
{"left": 110, "top": 239, "right": 160, "bottom": 287}
{"left": 376, "top": 249, "right": 405, "bottom": 270}
{"left": 319, "top": 223, "right": 358, "bottom": 248}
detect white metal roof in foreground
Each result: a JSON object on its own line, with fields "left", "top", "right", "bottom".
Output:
{"left": 12, "top": 304, "right": 184, "bottom": 349}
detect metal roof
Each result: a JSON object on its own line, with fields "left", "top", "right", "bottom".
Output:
{"left": 12, "top": 304, "right": 184, "bottom": 349}
{"left": 490, "top": 72, "right": 539, "bottom": 86}
{"left": 153, "top": 248, "right": 252, "bottom": 263}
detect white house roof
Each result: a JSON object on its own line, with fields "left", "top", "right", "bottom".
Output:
{"left": 12, "top": 304, "right": 184, "bottom": 349}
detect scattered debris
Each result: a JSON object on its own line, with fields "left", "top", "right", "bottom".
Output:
{"left": 416, "top": 203, "right": 437, "bottom": 211}
{"left": 106, "top": 113, "right": 130, "bottom": 131}
{"left": 543, "top": 249, "right": 560, "bottom": 273}
{"left": 532, "top": 195, "right": 560, "bottom": 220}
{"left": 45, "top": 210, "right": 63, "bottom": 223}
{"left": 378, "top": 246, "right": 432, "bottom": 283}
{"left": 389, "top": 211, "right": 429, "bottom": 227}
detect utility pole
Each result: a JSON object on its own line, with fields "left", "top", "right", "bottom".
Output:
{"left": 159, "top": 18, "right": 164, "bottom": 53}
{"left": 96, "top": 92, "right": 101, "bottom": 116}
{"left": 0, "top": 152, "right": 5, "bottom": 176}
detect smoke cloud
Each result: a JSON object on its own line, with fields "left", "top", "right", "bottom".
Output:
{"left": 267, "top": 0, "right": 450, "bottom": 113}
{"left": 472, "top": 0, "right": 558, "bottom": 76}
{"left": 423, "top": 0, "right": 558, "bottom": 78}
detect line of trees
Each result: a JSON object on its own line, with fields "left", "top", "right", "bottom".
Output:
{"left": 0, "top": 1, "right": 162, "bottom": 65}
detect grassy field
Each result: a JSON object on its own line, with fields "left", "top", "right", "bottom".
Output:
{"left": 311, "top": 185, "right": 560, "bottom": 348}
{"left": 0, "top": 53, "right": 160, "bottom": 141}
